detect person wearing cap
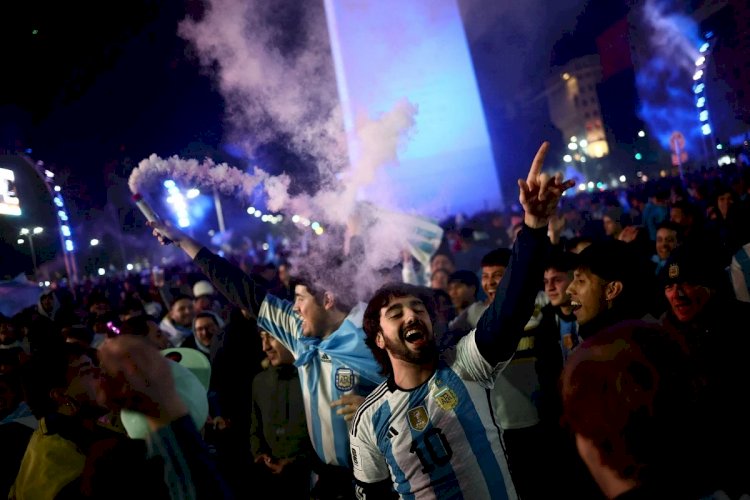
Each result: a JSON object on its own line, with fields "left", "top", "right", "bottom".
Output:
{"left": 651, "top": 221, "right": 682, "bottom": 276}
{"left": 565, "top": 239, "right": 654, "bottom": 340}
{"left": 146, "top": 221, "right": 385, "bottom": 499}
{"left": 658, "top": 243, "right": 750, "bottom": 496}
{"left": 532, "top": 251, "right": 605, "bottom": 499}
{"left": 193, "top": 280, "right": 224, "bottom": 320}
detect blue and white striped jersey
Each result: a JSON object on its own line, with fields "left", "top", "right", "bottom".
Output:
{"left": 349, "top": 330, "right": 517, "bottom": 499}
{"left": 258, "top": 294, "right": 385, "bottom": 467}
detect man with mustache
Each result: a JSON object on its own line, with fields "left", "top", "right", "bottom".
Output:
{"left": 349, "top": 142, "right": 573, "bottom": 499}
{"left": 658, "top": 243, "right": 750, "bottom": 496}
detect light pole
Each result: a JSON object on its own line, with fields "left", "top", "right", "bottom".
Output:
{"left": 19, "top": 227, "right": 43, "bottom": 277}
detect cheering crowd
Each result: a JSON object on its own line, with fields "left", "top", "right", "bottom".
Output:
{"left": 1, "top": 142, "right": 750, "bottom": 499}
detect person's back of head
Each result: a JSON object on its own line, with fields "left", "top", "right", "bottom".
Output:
{"left": 561, "top": 320, "right": 705, "bottom": 497}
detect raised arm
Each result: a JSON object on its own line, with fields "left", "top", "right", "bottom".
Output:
{"left": 475, "top": 142, "right": 574, "bottom": 366}
{"left": 97, "top": 335, "right": 233, "bottom": 499}
{"left": 148, "top": 220, "right": 268, "bottom": 317}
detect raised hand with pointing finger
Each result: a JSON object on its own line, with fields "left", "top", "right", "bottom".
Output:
{"left": 518, "top": 141, "right": 575, "bottom": 229}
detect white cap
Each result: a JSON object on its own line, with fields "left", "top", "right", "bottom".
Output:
{"left": 192, "top": 280, "right": 215, "bottom": 298}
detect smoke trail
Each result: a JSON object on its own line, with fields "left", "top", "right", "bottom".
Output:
{"left": 128, "top": 154, "right": 291, "bottom": 210}
{"left": 636, "top": 0, "right": 703, "bottom": 155}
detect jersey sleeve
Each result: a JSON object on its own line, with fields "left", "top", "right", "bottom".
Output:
{"left": 444, "top": 330, "right": 508, "bottom": 389}
{"left": 257, "top": 294, "right": 301, "bottom": 354}
{"left": 350, "top": 416, "right": 390, "bottom": 485}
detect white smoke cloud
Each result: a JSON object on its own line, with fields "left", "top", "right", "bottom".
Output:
{"left": 128, "top": 0, "right": 435, "bottom": 299}
{"left": 177, "top": 0, "right": 346, "bottom": 176}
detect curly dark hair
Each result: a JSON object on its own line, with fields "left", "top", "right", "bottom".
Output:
{"left": 362, "top": 283, "right": 436, "bottom": 376}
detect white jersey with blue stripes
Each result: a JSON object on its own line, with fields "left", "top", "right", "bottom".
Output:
{"left": 349, "top": 330, "right": 517, "bottom": 499}
{"left": 258, "top": 294, "right": 384, "bottom": 467}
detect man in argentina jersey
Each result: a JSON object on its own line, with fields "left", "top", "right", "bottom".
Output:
{"left": 349, "top": 142, "right": 574, "bottom": 499}
{"left": 146, "top": 224, "right": 386, "bottom": 498}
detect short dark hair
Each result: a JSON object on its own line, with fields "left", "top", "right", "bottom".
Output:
{"left": 363, "top": 283, "right": 436, "bottom": 376}
{"left": 119, "top": 315, "right": 158, "bottom": 337}
{"left": 448, "top": 270, "right": 479, "bottom": 291}
{"left": 170, "top": 294, "right": 193, "bottom": 308}
{"left": 119, "top": 297, "right": 145, "bottom": 316}
{"left": 195, "top": 311, "right": 221, "bottom": 327}
{"left": 481, "top": 248, "right": 512, "bottom": 268}
{"left": 655, "top": 220, "right": 683, "bottom": 240}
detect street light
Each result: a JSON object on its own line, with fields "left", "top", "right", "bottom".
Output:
{"left": 19, "top": 227, "right": 43, "bottom": 277}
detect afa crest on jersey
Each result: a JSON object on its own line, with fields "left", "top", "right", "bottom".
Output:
{"left": 407, "top": 406, "right": 429, "bottom": 431}
{"left": 335, "top": 367, "right": 355, "bottom": 391}
{"left": 434, "top": 387, "right": 458, "bottom": 411}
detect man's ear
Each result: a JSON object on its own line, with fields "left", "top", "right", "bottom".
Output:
{"left": 49, "top": 388, "right": 67, "bottom": 407}
{"left": 605, "top": 281, "right": 624, "bottom": 301}
{"left": 323, "top": 291, "right": 336, "bottom": 311}
{"left": 375, "top": 331, "right": 385, "bottom": 350}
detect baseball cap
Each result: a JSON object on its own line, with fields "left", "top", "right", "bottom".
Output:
{"left": 161, "top": 347, "right": 212, "bottom": 390}
{"left": 192, "top": 280, "right": 215, "bottom": 299}
{"left": 659, "top": 244, "right": 725, "bottom": 289}
{"left": 576, "top": 240, "right": 637, "bottom": 284}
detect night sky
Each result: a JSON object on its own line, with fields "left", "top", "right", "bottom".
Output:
{"left": 1, "top": 0, "right": 627, "bottom": 211}
{"left": 1, "top": 1, "right": 225, "bottom": 209}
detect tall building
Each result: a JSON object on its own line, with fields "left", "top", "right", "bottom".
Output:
{"left": 546, "top": 55, "right": 610, "bottom": 180}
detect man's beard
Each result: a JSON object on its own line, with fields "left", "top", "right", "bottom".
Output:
{"left": 383, "top": 321, "right": 438, "bottom": 365}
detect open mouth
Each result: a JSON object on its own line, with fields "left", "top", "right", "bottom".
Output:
{"left": 570, "top": 300, "right": 582, "bottom": 313}
{"left": 403, "top": 327, "right": 427, "bottom": 345}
